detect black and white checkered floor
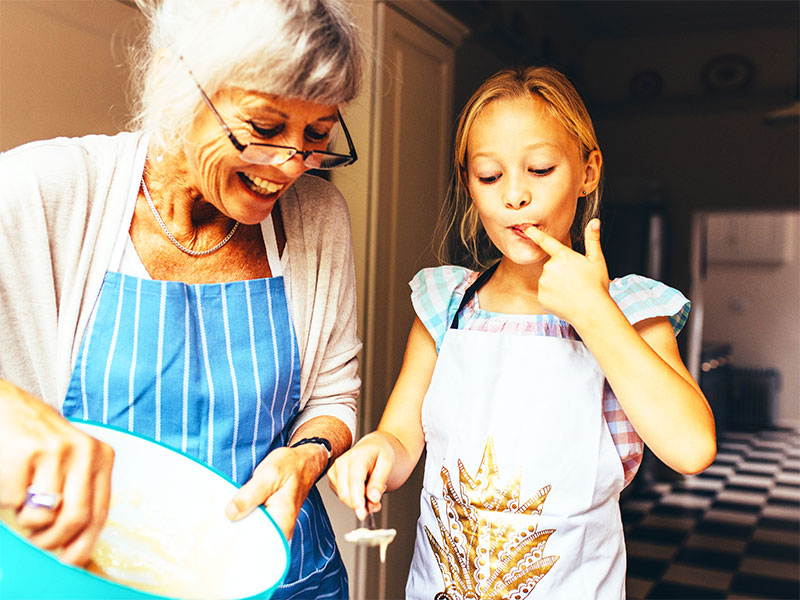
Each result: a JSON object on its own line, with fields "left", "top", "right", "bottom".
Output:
{"left": 621, "top": 428, "right": 800, "bottom": 599}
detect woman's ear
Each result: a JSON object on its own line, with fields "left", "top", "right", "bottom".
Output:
{"left": 582, "top": 149, "right": 602, "bottom": 194}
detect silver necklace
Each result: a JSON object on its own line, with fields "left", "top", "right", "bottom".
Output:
{"left": 140, "top": 178, "right": 239, "bottom": 257}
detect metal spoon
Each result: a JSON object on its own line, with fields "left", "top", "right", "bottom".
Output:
{"left": 343, "top": 498, "right": 397, "bottom": 561}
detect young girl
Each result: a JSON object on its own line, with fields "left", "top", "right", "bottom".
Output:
{"left": 329, "top": 66, "right": 716, "bottom": 599}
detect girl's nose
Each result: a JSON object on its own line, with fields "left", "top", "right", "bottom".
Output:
{"left": 504, "top": 179, "right": 532, "bottom": 209}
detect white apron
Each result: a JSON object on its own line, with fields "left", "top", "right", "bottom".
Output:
{"left": 406, "top": 268, "right": 627, "bottom": 600}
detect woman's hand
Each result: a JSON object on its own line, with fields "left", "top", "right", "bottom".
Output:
{"left": 328, "top": 432, "right": 396, "bottom": 521}
{"left": 225, "top": 416, "right": 351, "bottom": 540}
{"left": 225, "top": 443, "right": 328, "bottom": 540}
{"left": 0, "top": 380, "right": 114, "bottom": 566}
{"left": 524, "top": 219, "right": 613, "bottom": 328}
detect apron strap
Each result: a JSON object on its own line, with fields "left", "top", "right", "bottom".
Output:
{"left": 262, "top": 212, "right": 282, "bottom": 277}
{"left": 449, "top": 261, "right": 500, "bottom": 329}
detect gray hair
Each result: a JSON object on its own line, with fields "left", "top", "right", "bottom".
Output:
{"left": 129, "top": 0, "right": 363, "bottom": 152}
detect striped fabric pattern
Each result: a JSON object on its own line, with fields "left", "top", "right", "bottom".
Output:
{"left": 277, "top": 489, "right": 346, "bottom": 599}
{"left": 64, "top": 272, "right": 301, "bottom": 484}
{"left": 409, "top": 266, "right": 691, "bottom": 486}
{"left": 63, "top": 270, "right": 348, "bottom": 598}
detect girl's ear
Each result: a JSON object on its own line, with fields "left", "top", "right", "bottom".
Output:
{"left": 582, "top": 149, "right": 602, "bottom": 194}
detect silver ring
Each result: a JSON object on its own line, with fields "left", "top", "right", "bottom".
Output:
{"left": 24, "top": 486, "right": 62, "bottom": 511}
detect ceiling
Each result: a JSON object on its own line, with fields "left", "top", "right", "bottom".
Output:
{"left": 434, "top": 1, "right": 799, "bottom": 35}
{"left": 433, "top": 1, "right": 799, "bottom": 63}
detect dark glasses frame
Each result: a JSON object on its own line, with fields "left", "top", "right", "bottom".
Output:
{"left": 181, "top": 57, "right": 357, "bottom": 169}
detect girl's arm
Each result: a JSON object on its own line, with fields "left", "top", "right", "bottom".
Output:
{"left": 525, "top": 221, "right": 716, "bottom": 474}
{"left": 328, "top": 317, "right": 436, "bottom": 520}
{"left": 579, "top": 305, "right": 715, "bottom": 474}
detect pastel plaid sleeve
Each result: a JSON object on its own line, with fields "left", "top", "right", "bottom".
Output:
{"left": 609, "top": 274, "right": 691, "bottom": 334}
{"left": 409, "top": 266, "right": 473, "bottom": 351}
{"left": 604, "top": 381, "right": 644, "bottom": 487}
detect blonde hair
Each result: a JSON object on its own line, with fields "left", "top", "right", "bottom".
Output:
{"left": 129, "top": 0, "right": 363, "bottom": 153}
{"left": 437, "top": 66, "right": 603, "bottom": 268}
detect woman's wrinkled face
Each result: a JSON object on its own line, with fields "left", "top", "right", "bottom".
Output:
{"left": 184, "top": 88, "right": 339, "bottom": 224}
{"left": 466, "top": 94, "right": 599, "bottom": 266}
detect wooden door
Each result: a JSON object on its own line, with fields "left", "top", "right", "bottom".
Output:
{"left": 363, "top": 3, "right": 462, "bottom": 598}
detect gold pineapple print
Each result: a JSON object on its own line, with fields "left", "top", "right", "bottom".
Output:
{"left": 425, "top": 437, "right": 558, "bottom": 600}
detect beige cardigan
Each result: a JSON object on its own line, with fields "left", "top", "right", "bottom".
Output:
{"left": 0, "top": 132, "right": 360, "bottom": 436}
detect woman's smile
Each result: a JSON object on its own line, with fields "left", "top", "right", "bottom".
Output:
{"left": 237, "top": 171, "right": 286, "bottom": 197}
{"left": 184, "top": 88, "right": 339, "bottom": 222}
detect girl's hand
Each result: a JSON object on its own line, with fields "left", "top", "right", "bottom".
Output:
{"left": 328, "top": 432, "right": 396, "bottom": 521}
{"left": 524, "top": 219, "right": 612, "bottom": 327}
{"left": 0, "top": 380, "right": 114, "bottom": 566}
{"left": 529, "top": 222, "right": 716, "bottom": 473}
{"left": 328, "top": 318, "right": 433, "bottom": 519}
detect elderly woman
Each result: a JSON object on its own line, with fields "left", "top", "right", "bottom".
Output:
{"left": 0, "top": 0, "right": 362, "bottom": 597}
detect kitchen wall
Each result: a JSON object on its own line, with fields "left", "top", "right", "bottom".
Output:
{"left": 700, "top": 210, "right": 800, "bottom": 429}
{"left": 0, "top": 0, "right": 142, "bottom": 150}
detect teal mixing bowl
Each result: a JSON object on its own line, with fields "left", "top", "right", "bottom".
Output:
{"left": 0, "top": 420, "right": 289, "bottom": 600}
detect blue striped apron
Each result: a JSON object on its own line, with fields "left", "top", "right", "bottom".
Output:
{"left": 62, "top": 213, "right": 348, "bottom": 599}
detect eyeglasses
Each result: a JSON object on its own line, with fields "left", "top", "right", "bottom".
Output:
{"left": 182, "top": 58, "right": 357, "bottom": 169}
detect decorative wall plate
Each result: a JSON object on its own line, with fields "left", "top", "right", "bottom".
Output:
{"left": 701, "top": 54, "right": 755, "bottom": 91}
{"left": 629, "top": 69, "right": 664, "bottom": 99}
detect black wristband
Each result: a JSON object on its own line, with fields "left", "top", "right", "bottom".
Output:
{"left": 290, "top": 437, "right": 333, "bottom": 477}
